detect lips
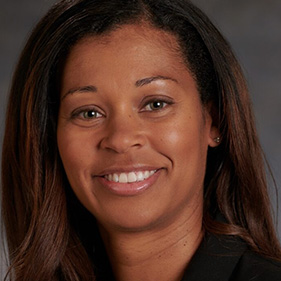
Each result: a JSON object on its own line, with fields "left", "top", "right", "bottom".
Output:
{"left": 94, "top": 168, "right": 162, "bottom": 196}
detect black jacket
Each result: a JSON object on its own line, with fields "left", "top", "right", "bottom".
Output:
{"left": 182, "top": 233, "right": 281, "bottom": 281}
{"left": 93, "top": 228, "right": 281, "bottom": 280}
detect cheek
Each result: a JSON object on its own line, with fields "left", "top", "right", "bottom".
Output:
{"left": 152, "top": 112, "right": 209, "bottom": 179}
{"left": 57, "top": 128, "right": 98, "bottom": 212}
{"left": 57, "top": 127, "right": 93, "bottom": 176}
{"left": 154, "top": 115, "right": 205, "bottom": 154}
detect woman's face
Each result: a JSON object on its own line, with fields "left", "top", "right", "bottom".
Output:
{"left": 57, "top": 24, "right": 218, "bottom": 232}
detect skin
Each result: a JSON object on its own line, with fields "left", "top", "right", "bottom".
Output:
{"left": 57, "top": 24, "right": 219, "bottom": 281}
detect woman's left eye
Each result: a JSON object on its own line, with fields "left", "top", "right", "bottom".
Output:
{"left": 143, "top": 101, "right": 168, "bottom": 111}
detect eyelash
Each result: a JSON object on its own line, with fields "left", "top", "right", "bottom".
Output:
{"left": 141, "top": 97, "right": 174, "bottom": 112}
{"left": 71, "top": 106, "right": 103, "bottom": 120}
{"left": 142, "top": 100, "right": 169, "bottom": 111}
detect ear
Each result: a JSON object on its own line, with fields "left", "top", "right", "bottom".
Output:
{"left": 204, "top": 103, "right": 221, "bottom": 148}
{"left": 208, "top": 126, "right": 221, "bottom": 147}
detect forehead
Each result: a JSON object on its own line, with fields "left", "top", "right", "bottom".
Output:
{"left": 94, "top": 23, "right": 179, "bottom": 49}
{"left": 60, "top": 23, "right": 197, "bottom": 95}
{"left": 65, "top": 23, "right": 186, "bottom": 70}
{"left": 61, "top": 21, "right": 201, "bottom": 110}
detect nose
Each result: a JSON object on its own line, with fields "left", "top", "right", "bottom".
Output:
{"left": 99, "top": 113, "right": 146, "bottom": 154}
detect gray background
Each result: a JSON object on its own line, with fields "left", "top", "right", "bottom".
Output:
{"left": 1, "top": 0, "right": 280, "bottom": 278}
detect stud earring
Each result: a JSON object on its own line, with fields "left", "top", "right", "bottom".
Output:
{"left": 214, "top": 137, "right": 221, "bottom": 143}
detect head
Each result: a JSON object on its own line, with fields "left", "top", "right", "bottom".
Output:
{"left": 2, "top": 0, "right": 280, "bottom": 279}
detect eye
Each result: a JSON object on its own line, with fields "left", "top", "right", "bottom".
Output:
{"left": 80, "top": 110, "right": 102, "bottom": 119}
{"left": 143, "top": 100, "right": 168, "bottom": 111}
{"left": 71, "top": 107, "right": 103, "bottom": 121}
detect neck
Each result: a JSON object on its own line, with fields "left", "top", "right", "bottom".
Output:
{"left": 98, "top": 206, "right": 203, "bottom": 281}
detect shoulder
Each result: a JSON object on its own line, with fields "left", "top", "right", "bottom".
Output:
{"left": 181, "top": 232, "right": 281, "bottom": 281}
{"left": 231, "top": 250, "right": 281, "bottom": 281}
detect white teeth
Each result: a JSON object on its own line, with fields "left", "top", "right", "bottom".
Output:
{"left": 113, "top": 173, "right": 119, "bottom": 182}
{"left": 104, "top": 170, "right": 156, "bottom": 183}
{"left": 128, "top": 172, "right": 137, "bottom": 183}
{"left": 136, "top": 171, "right": 144, "bottom": 181}
{"left": 144, "top": 171, "right": 150, "bottom": 179}
{"left": 119, "top": 173, "right": 128, "bottom": 183}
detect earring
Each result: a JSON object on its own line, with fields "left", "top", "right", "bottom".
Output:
{"left": 214, "top": 137, "right": 221, "bottom": 143}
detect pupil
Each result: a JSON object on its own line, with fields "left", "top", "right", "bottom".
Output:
{"left": 85, "top": 111, "right": 95, "bottom": 118}
{"left": 153, "top": 101, "right": 162, "bottom": 109}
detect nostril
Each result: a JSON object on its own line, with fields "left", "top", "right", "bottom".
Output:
{"left": 99, "top": 130, "right": 146, "bottom": 153}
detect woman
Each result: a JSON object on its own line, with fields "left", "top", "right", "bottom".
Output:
{"left": 1, "top": 0, "right": 281, "bottom": 280}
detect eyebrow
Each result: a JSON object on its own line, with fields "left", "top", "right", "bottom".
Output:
{"left": 61, "top": 75, "right": 177, "bottom": 100}
{"left": 135, "top": 75, "right": 178, "bottom": 87}
{"left": 61, "top": 85, "right": 98, "bottom": 100}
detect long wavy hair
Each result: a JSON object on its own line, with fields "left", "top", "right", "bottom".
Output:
{"left": 2, "top": 0, "right": 281, "bottom": 280}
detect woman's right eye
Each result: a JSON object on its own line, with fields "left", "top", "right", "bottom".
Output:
{"left": 80, "top": 110, "right": 102, "bottom": 119}
{"left": 71, "top": 107, "right": 103, "bottom": 121}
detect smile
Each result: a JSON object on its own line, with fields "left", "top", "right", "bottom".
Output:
{"left": 104, "top": 170, "right": 157, "bottom": 183}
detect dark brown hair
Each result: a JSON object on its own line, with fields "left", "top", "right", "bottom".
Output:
{"left": 2, "top": 0, "right": 281, "bottom": 280}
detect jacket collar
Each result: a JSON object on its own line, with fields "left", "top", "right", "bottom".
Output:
{"left": 181, "top": 232, "right": 247, "bottom": 281}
